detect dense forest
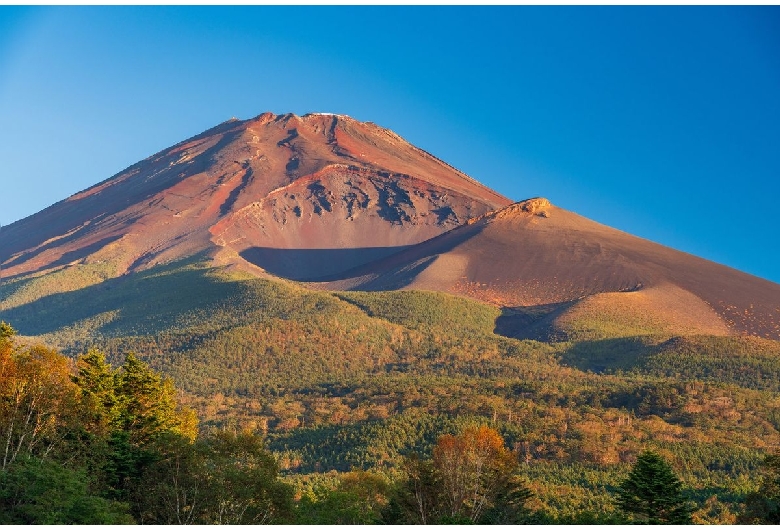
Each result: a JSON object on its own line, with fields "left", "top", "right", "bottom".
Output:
{"left": 2, "top": 259, "right": 780, "bottom": 523}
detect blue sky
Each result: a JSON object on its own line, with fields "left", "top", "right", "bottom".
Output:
{"left": 1, "top": 6, "right": 779, "bottom": 283}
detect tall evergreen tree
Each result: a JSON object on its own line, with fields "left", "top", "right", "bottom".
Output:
{"left": 615, "top": 450, "right": 693, "bottom": 524}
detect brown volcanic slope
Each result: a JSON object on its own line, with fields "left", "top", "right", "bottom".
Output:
{"left": 314, "top": 198, "right": 780, "bottom": 340}
{"left": 2, "top": 113, "right": 778, "bottom": 341}
{"left": 0, "top": 112, "right": 509, "bottom": 281}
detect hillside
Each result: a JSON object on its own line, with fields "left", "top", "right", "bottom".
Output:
{"left": 314, "top": 198, "right": 780, "bottom": 340}
{"left": 2, "top": 112, "right": 780, "bottom": 522}
{"left": 2, "top": 257, "right": 780, "bottom": 522}
{"left": 2, "top": 113, "right": 778, "bottom": 341}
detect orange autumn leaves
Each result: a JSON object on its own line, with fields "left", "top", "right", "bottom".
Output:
{"left": 426, "top": 425, "right": 530, "bottom": 522}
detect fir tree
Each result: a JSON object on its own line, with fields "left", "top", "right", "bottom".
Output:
{"left": 615, "top": 450, "right": 693, "bottom": 524}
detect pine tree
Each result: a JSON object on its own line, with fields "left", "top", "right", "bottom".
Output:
{"left": 615, "top": 450, "right": 693, "bottom": 524}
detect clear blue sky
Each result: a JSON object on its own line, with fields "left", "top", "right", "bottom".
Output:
{"left": 1, "top": 6, "right": 779, "bottom": 283}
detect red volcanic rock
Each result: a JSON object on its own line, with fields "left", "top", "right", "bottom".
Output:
{"left": 0, "top": 113, "right": 509, "bottom": 280}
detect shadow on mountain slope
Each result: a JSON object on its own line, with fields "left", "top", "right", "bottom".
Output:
{"left": 239, "top": 245, "right": 413, "bottom": 281}
{"left": 493, "top": 302, "right": 578, "bottom": 342}
{"left": 0, "top": 257, "right": 244, "bottom": 338}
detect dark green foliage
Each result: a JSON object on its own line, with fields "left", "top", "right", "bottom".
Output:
{"left": 739, "top": 451, "right": 780, "bottom": 523}
{"left": 615, "top": 450, "right": 693, "bottom": 524}
{"left": 134, "top": 430, "right": 293, "bottom": 524}
{"left": 0, "top": 456, "right": 133, "bottom": 524}
{"left": 387, "top": 454, "right": 442, "bottom": 524}
{"left": 71, "top": 350, "right": 198, "bottom": 509}
{"left": 480, "top": 475, "right": 535, "bottom": 524}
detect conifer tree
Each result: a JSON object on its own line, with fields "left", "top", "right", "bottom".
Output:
{"left": 615, "top": 450, "right": 693, "bottom": 524}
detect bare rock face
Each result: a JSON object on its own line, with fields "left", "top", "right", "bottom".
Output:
{"left": 0, "top": 112, "right": 509, "bottom": 280}
{"left": 468, "top": 197, "right": 552, "bottom": 225}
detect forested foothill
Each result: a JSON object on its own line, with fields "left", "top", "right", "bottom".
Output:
{"left": 2, "top": 259, "right": 780, "bottom": 523}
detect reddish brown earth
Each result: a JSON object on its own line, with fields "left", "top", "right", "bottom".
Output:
{"left": 312, "top": 198, "right": 780, "bottom": 340}
{"left": 0, "top": 113, "right": 508, "bottom": 280}
{"left": 1, "top": 114, "right": 779, "bottom": 340}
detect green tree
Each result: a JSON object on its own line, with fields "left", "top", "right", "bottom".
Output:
{"left": 385, "top": 453, "right": 441, "bottom": 524}
{"left": 135, "top": 430, "right": 293, "bottom": 524}
{"left": 615, "top": 450, "right": 693, "bottom": 524}
{"left": 114, "top": 352, "right": 198, "bottom": 445}
{"left": 72, "top": 349, "right": 120, "bottom": 434}
{"left": 739, "top": 451, "right": 780, "bottom": 523}
{"left": 0, "top": 456, "right": 133, "bottom": 524}
{"left": 296, "top": 470, "right": 390, "bottom": 524}
{"left": 72, "top": 350, "right": 198, "bottom": 507}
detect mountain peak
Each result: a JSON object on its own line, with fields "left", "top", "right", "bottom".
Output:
{"left": 0, "top": 112, "right": 509, "bottom": 281}
{"left": 1, "top": 113, "right": 779, "bottom": 341}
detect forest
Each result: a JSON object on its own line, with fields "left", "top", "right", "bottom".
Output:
{"left": 2, "top": 259, "right": 780, "bottom": 523}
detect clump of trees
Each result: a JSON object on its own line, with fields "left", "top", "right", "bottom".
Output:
{"left": 739, "top": 450, "right": 780, "bottom": 523}
{"left": 0, "top": 322, "right": 292, "bottom": 524}
{"left": 295, "top": 470, "right": 391, "bottom": 524}
{"left": 0, "top": 322, "right": 133, "bottom": 523}
{"left": 134, "top": 430, "right": 293, "bottom": 524}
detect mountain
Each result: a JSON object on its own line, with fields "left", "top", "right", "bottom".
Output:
{"left": 3, "top": 113, "right": 780, "bottom": 522}
{"left": 0, "top": 112, "right": 508, "bottom": 281}
{"left": 1, "top": 112, "right": 779, "bottom": 341}
{"left": 314, "top": 197, "right": 780, "bottom": 340}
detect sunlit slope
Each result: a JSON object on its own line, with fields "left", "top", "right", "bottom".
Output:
{"left": 0, "top": 112, "right": 508, "bottom": 284}
{"left": 3, "top": 257, "right": 780, "bottom": 517}
{"left": 320, "top": 198, "right": 780, "bottom": 340}
{"left": 0, "top": 258, "right": 529, "bottom": 389}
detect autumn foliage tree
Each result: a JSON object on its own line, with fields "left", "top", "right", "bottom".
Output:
{"left": 434, "top": 425, "right": 531, "bottom": 523}
{"left": 0, "top": 323, "right": 134, "bottom": 523}
{"left": 390, "top": 425, "right": 531, "bottom": 523}
{"left": 0, "top": 322, "right": 81, "bottom": 470}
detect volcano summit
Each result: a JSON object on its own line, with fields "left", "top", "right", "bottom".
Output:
{"left": 0, "top": 112, "right": 507, "bottom": 282}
